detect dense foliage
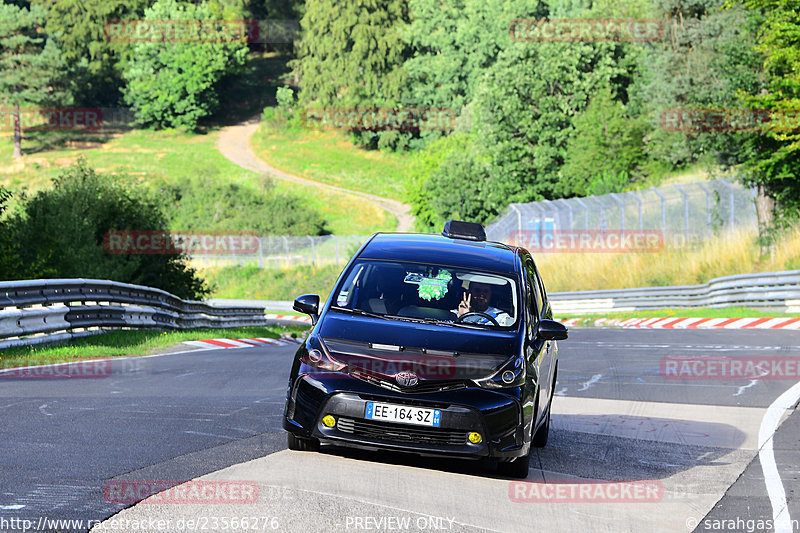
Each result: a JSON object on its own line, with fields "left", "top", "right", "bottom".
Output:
{"left": 1, "top": 0, "right": 798, "bottom": 232}
{"left": 2, "top": 160, "right": 209, "bottom": 299}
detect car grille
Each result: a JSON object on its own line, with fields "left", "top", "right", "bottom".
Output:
{"left": 337, "top": 417, "right": 467, "bottom": 446}
{"left": 349, "top": 370, "right": 467, "bottom": 394}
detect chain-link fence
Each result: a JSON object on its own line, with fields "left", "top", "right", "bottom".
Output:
{"left": 188, "top": 234, "right": 369, "bottom": 270}
{"left": 485, "top": 178, "right": 757, "bottom": 246}
{"left": 189, "top": 179, "right": 757, "bottom": 269}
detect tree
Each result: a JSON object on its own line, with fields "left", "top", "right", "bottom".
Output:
{"left": 122, "top": 0, "right": 249, "bottom": 130}
{"left": 8, "top": 159, "right": 208, "bottom": 299}
{"left": 734, "top": 0, "right": 800, "bottom": 231}
{"left": 400, "top": 0, "right": 546, "bottom": 145}
{"left": 291, "top": 0, "right": 410, "bottom": 148}
{"left": 560, "top": 85, "right": 647, "bottom": 196}
{"left": 0, "top": 1, "right": 67, "bottom": 158}
{"left": 32, "top": 0, "right": 152, "bottom": 106}
{"left": 0, "top": 186, "right": 22, "bottom": 279}
{"left": 471, "top": 40, "right": 630, "bottom": 209}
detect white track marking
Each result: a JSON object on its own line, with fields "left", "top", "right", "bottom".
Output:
{"left": 38, "top": 404, "right": 52, "bottom": 416}
{"left": 578, "top": 374, "right": 603, "bottom": 391}
{"left": 759, "top": 380, "right": 800, "bottom": 533}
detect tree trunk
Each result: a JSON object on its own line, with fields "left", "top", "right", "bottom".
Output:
{"left": 755, "top": 183, "right": 775, "bottom": 255}
{"left": 12, "top": 103, "right": 21, "bottom": 159}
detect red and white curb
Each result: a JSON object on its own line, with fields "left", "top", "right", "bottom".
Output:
{"left": 183, "top": 335, "right": 304, "bottom": 350}
{"left": 265, "top": 314, "right": 311, "bottom": 324}
{"left": 557, "top": 317, "right": 800, "bottom": 330}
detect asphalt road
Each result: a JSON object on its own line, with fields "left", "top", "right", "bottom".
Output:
{"left": 0, "top": 328, "right": 798, "bottom": 532}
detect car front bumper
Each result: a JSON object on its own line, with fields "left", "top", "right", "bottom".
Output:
{"left": 283, "top": 373, "right": 529, "bottom": 460}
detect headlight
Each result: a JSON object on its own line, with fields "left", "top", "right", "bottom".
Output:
{"left": 301, "top": 335, "right": 346, "bottom": 372}
{"left": 474, "top": 356, "right": 525, "bottom": 389}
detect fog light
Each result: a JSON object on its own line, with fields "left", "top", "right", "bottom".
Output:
{"left": 468, "top": 432, "right": 482, "bottom": 444}
{"left": 322, "top": 415, "right": 336, "bottom": 428}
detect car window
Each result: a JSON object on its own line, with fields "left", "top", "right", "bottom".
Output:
{"left": 524, "top": 258, "right": 541, "bottom": 320}
{"left": 332, "top": 259, "right": 519, "bottom": 328}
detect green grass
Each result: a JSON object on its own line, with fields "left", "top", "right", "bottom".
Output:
{"left": 251, "top": 123, "right": 412, "bottom": 201}
{"left": 0, "top": 128, "right": 395, "bottom": 235}
{"left": 203, "top": 263, "right": 344, "bottom": 301}
{"left": 0, "top": 325, "right": 307, "bottom": 369}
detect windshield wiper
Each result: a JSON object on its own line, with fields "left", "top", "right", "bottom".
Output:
{"left": 330, "top": 306, "right": 390, "bottom": 320}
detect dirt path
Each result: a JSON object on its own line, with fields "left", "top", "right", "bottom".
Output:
{"left": 216, "top": 116, "right": 414, "bottom": 232}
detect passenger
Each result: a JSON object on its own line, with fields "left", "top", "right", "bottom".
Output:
{"left": 456, "top": 282, "right": 513, "bottom": 326}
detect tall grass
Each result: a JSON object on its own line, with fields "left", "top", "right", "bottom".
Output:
{"left": 538, "top": 227, "right": 800, "bottom": 292}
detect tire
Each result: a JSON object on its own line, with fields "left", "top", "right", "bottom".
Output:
{"left": 532, "top": 366, "right": 557, "bottom": 448}
{"left": 531, "top": 405, "right": 550, "bottom": 448}
{"left": 496, "top": 453, "right": 531, "bottom": 478}
{"left": 287, "top": 432, "right": 320, "bottom": 452}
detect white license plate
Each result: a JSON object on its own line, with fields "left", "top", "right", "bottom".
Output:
{"left": 365, "top": 402, "right": 441, "bottom": 427}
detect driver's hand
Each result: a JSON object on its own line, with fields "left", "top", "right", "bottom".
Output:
{"left": 457, "top": 291, "right": 471, "bottom": 317}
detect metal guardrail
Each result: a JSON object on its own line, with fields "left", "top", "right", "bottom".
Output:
{"left": 549, "top": 270, "right": 800, "bottom": 314}
{"left": 0, "top": 279, "right": 274, "bottom": 349}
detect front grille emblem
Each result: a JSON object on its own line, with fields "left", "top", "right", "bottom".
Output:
{"left": 395, "top": 371, "right": 419, "bottom": 388}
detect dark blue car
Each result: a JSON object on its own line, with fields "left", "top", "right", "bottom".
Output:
{"left": 283, "top": 221, "right": 568, "bottom": 477}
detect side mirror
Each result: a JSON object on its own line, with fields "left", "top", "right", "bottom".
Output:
{"left": 537, "top": 319, "right": 568, "bottom": 341}
{"left": 293, "top": 294, "right": 320, "bottom": 324}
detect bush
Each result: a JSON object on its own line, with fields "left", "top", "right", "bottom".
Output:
{"left": 7, "top": 159, "right": 208, "bottom": 299}
{"left": 158, "top": 175, "right": 329, "bottom": 236}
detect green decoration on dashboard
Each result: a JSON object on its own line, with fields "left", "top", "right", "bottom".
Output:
{"left": 417, "top": 270, "right": 452, "bottom": 301}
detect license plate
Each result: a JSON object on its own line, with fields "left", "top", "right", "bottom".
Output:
{"left": 365, "top": 402, "right": 441, "bottom": 427}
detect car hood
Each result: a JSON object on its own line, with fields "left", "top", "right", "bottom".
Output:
{"left": 318, "top": 312, "right": 519, "bottom": 380}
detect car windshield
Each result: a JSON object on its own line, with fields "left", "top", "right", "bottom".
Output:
{"left": 331, "top": 260, "right": 519, "bottom": 328}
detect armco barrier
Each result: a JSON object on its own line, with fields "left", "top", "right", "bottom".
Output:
{"left": 549, "top": 270, "right": 800, "bottom": 314}
{"left": 0, "top": 279, "right": 275, "bottom": 349}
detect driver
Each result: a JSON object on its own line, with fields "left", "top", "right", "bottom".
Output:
{"left": 456, "top": 282, "right": 513, "bottom": 326}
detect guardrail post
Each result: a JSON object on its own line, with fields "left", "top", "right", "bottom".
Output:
{"left": 307, "top": 235, "right": 315, "bottom": 266}
{"left": 257, "top": 237, "right": 264, "bottom": 269}
{"left": 282, "top": 236, "right": 290, "bottom": 268}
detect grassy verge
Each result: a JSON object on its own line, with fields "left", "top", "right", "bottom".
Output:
{"left": 0, "top": 325, "right": 307, "bottom": 369}
{"left": 539, "top": 227, "right": 800, "bottom": 292}
{"left": 251, "top": 123, "right": 412, "bottom": 201}
{"left": 557, "top": 307, "right": 800, "bottom": 320}
{"left": 202, "top": 263, "right": 344, "bottom": 301}
{"left": 0, "top": 127, "right": 394, "bottom": 235}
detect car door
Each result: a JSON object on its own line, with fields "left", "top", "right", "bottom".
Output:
{"left": 533, "top": 261, "right": 556, "bottom": 416}
{"left": 523, "top": 255, "right": 551, "bottom": 427}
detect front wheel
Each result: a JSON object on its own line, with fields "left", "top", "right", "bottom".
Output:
{"left": 287, "top": 432, "right": 320, "bottom": 452}
{"left": 531, "top": 406, "right": 550, "bottom": 448}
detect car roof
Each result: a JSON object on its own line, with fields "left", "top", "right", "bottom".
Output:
{"left": 358, "top": 233, "right": 520, "bottom": 275}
